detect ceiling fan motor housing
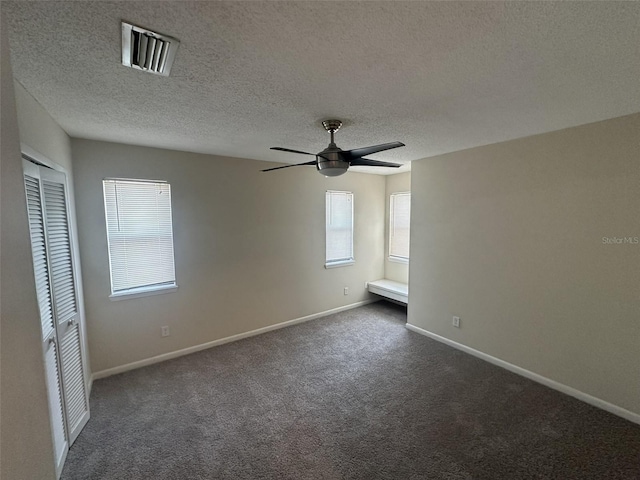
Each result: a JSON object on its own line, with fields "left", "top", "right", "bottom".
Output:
{"left": 317, "top": 145, "right": 349, "bottom": 177}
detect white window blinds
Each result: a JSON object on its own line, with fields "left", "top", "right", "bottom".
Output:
{"left": 103, "top": 179, "right": 176, "bottom": 295}
{"left": 326, "top": 191, "right": 354, "bottom": 267}
{"left": 389, "top": 192, "right": 410, "bottom": 261}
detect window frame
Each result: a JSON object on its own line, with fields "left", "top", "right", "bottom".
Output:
{"left": 102, "top": 178, "right": 178, "bottom": 300}
{"left": 325, "top": 190, "right": 355, "bottom": 269}
{"left": 389, "top": 191, "right": 410, "bottom": 264}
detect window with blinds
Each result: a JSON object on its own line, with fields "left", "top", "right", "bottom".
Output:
{"left": 326, "top": 191, "right": 354, "bottom": 268}
{"left": 389, "top": 192, "right": 410, "bottom": 262}
{"left": 103, "top": 179, "right": 177, "bottom": 297}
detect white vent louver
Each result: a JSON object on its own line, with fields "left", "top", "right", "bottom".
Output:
{"left": 121, "top": 22, "right": 179, "bottom": 76}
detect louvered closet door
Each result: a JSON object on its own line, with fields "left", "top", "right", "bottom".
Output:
{"left": 39, "top": 166, "right": 90, "bottom": 445}
{"left": 23, "top": 160, "right": 68, "bottom": 478}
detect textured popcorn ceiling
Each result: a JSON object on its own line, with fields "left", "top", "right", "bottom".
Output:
{"left": 4, "top": 1, "right": 640, "bottom": 174}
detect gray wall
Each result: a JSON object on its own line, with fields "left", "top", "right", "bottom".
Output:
{"left": 72, "top": 139, "right": 386, "bottom": 373}
{"left": 14, "top": 82, "right": 73, "bottom": 170}
{"left": 0, "top": 16, "right": 56, "bottom": 480}
{"left": 14, "top": 80, "right": 91, "bottom": 380}
{"left": 408, "top": 113, "right": 640, "bottom": 415}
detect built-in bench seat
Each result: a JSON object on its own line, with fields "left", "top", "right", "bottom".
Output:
{"left": 367, "top": 279, "right": 408, "bottom": 304}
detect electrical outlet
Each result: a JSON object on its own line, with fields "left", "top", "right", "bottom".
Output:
{"left": 452, "top": 316, "right": 461, "bottom": 328}
{"left": 344, "top": 287, "right": 349, "bottom": 295}
{"left": 161, "top": 326, "right": 170, "bottom": 337}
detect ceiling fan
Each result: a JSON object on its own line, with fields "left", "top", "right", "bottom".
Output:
{"left": 262, "top": 120, "right": 404, "bottom": 177}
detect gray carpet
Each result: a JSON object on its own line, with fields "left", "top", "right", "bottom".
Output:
{"left": 63, "top": 302, "right": 640, "bottom": 479}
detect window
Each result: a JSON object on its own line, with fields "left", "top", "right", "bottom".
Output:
{"left": 325, "top": 190, "right": 354, "bottom": 268}
{"left": 103, "top": 179, "right": 177, "bottom": 298}
{"left": 389, "top": 192, "right": 410, "bottom": 263}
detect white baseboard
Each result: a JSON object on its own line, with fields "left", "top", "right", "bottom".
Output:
{"left": 405, "top": 323, "right": 640, "bottom": 426}
{"left": 91, "top": 299, "right": 377, "bottom": 381}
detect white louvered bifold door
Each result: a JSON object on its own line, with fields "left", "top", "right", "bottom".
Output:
{"left": 39, "top": 166, "right": 90, "bottom": 445}
{"left": 23, "top": 160, "right": 68, "bottom": 478}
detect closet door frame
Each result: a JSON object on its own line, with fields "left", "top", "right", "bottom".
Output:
{"left": 23, "top": 159, "right": 69, "bottom": 479}
{"left": 22, "top": 145, "right": 91, "bottom": 452}
{"left": 22, "top": 144, "right": 91, "bottom": 394}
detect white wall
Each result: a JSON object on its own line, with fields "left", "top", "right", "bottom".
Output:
{"left": 0, "top": 15, "right": 56, "bottom": 480}
{"left": 408, "top": 113, "right": 640, "bottom": 415}
{"left": 71, "top": 139, "right": 386, "bottom": 373}
{"left": 384, "top": 172, "right": 411, "bottom": 284}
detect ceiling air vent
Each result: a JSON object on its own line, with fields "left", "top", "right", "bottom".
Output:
{"left": 121, "top": 22, "right": 179, "bottom": 76}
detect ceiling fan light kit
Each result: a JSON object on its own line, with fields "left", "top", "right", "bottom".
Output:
{"left": 263, "top": 119, "right": 404, "bottom": 176}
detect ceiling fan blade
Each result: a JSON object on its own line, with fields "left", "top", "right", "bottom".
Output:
{"left": 261, "top": 160, "right": 317, "bottom": 172}
{"left": 349, "top": 158, "right": 401, "bottom": 168}
{"left": 342, "top": 141, "right": 405, "bottom": 161}
{"left": 270, "top": 147, "right": 317, "bottom": 156}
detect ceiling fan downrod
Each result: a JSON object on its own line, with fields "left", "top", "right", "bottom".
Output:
{"left": 322, "top": 119, "right": 342, "bottom": 146}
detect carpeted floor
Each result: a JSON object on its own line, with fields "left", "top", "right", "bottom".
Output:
{"left": 62, "top": 302, "right": 640, "bottom": 479}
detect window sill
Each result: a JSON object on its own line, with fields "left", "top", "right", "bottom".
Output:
{"left": 325, "top": 260, "right": 355, "bottom": 269}
{"left": 109, "top": 284, "right": 178, "bottom": 301}
{"left": 388, "top": 256, "right": 409, "bottom": 265}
